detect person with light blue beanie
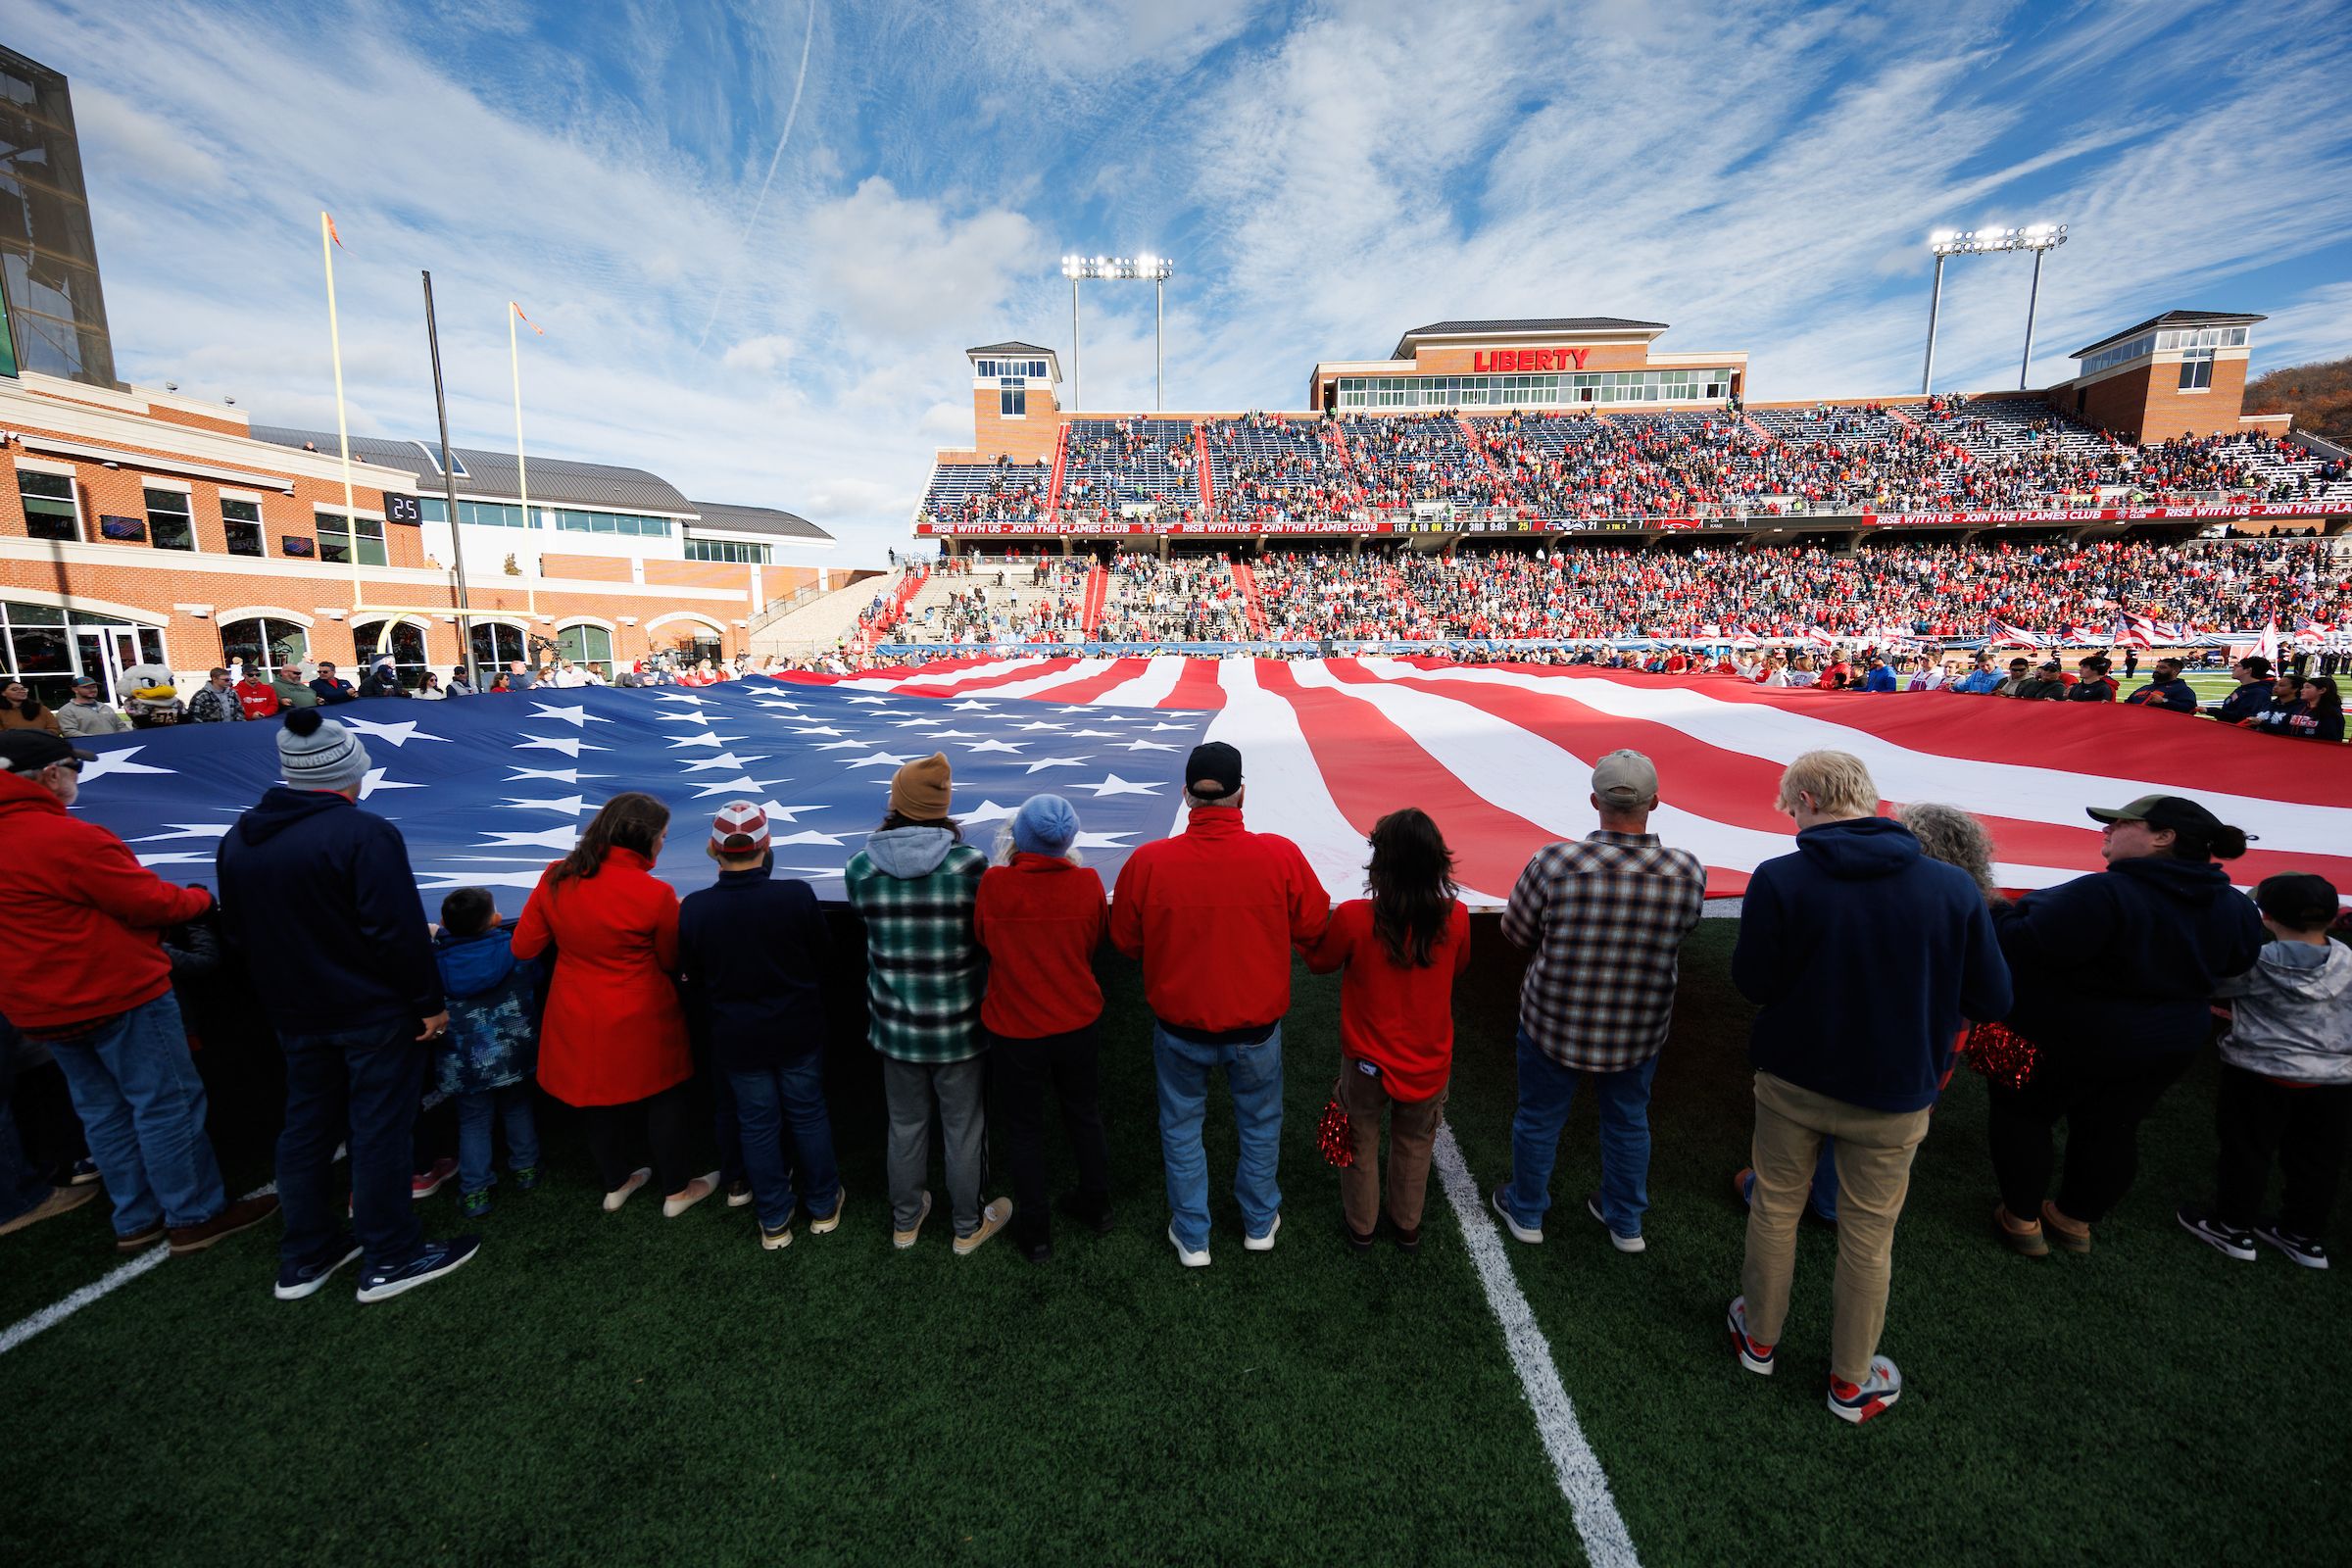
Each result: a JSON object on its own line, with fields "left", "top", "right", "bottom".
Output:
{"left": 973, "top": 793, "right": 1110, "bottom": 1263}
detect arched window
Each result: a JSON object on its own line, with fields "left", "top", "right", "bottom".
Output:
{"left": 220, "top": 616, "right": 309, "bottom": 678}
{"left": 555, "top": 622, "right": 613, "bottom": 681}
{"left": 351, "top": 618, "right": 430, "bottom": 689}
{"left": 466, "top": 620, "right": 529, "bottom": 688}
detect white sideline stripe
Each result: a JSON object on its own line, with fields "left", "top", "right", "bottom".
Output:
{"left": 0, "top": 1180, "right": 277, "bottom": 1358}
{"left": 1434, "top": 1124, "right": 1642, "bottom": 1568}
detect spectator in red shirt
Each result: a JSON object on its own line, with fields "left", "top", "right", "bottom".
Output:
{"left": 234, "top": 667, "right": 280, "bottom": 719}
{"left": 1303, "top": 808, "right": 1470, "bottom": 1254}
{"left": 974, "top": 794, "right": 1111, "bottom": 1264}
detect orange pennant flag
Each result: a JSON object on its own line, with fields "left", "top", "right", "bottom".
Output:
{"left": 324, "top": 212, "right": 346, "bottom": 250}
{"left": 512, "top": 302, "right": 544, "bottom": 336}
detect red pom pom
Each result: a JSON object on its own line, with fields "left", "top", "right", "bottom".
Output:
{"left": 1315, "top": 1092, "right": 1356, "bottom": 1168}
{"left": 1961, "top": 1020, "right": 2038, "bottom": 1090}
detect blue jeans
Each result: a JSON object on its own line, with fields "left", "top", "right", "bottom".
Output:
{"left": 45, "top": 992, "right": 227, "bottom": 1236}
{"left": 277, "top": 1019, "right": 425, "bottom": 1271}
{"left": 1502, "top": 1030, "right": 1658, "bottom": 1238}
{"left": 0, "top": 1021, "right": 52, "bottom": 1223}
{"left": 456, "top": 1084, "right": 539, "bottom": 1196}
{"left": 1152, "top": 1020, "right": 1284, "bottom": 1253}
{"left": 728, "top": 1053, "right": 841, "bottom": 1231}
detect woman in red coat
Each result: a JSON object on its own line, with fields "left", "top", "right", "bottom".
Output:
{"left": 513, "top": 792, "right": 716, "bottom": 1216}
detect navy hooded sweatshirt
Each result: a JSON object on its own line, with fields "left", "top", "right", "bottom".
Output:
{"left": 1993, "top": 855, "right": 2264, "bottom": 1060}
{"left": 1733, "top": 816, "right": 2012, "bottom": 1112}
{"left": 215, "top": 785, "right": 442, "bottom": 1035}
{"left": 677, "top": 861, "right": 833, "bottom": 1072}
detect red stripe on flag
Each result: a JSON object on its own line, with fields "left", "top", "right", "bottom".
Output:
{"left": 1161, "top": 658, "right": 1229, "bottom": 710}
{"left": 897, "top": 658, "right": 1082, "bottom": 698}
{"left": 1254, "top": 662, "right": 1552, "bottom": 898}
{"left": 1042, "top": 657, "right": 1155, "bottom": 705}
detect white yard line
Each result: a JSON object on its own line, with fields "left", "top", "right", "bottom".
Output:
{"left": 0, "top": 1180, "right": 277, "bottom": 1357}
{"left": 1434, "top": 1124, "right": 1642, "bottom": 1568}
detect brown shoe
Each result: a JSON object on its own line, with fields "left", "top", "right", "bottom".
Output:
{"left": 0, "top": 1184, "right": 98, "bottom": 1238}
{"left": 116, "top": 1220, "right": 169, "bottom": 1253}
{"left": 168, "top": 1193, "right": 281, "bottom": 1255}
{"left": 2041, "top": 1200, "right": 2092, "bottom": 1254}
{"left": 1994, "top": 1203, "right": 2048, "bottom": 1257}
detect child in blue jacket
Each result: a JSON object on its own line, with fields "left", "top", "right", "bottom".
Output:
{"left": 433, "top": 887, "right": 545, "bottom": 1217}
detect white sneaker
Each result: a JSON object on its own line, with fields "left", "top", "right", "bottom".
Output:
{"left": 1492, "top": 1186, "right": 1543, "bottom": 1245}
{"left": 602, "top": 1167, "right": 652, "bottom": 1212}
{"left": 1167, "top": 1224, "right": 1211, "bottom": 1268}
{"left": 1242, "top": 1213, "right": 1282, "bottom": 1252}
{"left": 954, "top": 1197, "right": 1013, "bottom": 1256}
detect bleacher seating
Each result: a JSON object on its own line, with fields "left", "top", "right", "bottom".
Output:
{"left": 1061, "top": 417, "right": 1200, "bottom": 514}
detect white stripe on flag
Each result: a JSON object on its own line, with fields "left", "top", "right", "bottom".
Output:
{"left": 1092, "top": 655, "right": 1191, "bottom": 709}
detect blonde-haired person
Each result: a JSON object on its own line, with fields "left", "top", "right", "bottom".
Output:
{"left": 1727, "top": 751, "right": 2012, "bottom": 1424}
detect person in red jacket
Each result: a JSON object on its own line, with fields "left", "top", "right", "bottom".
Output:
{"left": 1109, "top": 741, "right": 1330, "bottom": 1267}
{"left": 234, "top": 666, "right": 280, "bottom": 719}
{"left": 974, "top": 794, "right": 1109, "bottom": 1264}
{"left": 514, "top": 792, "right": 715, "bottom": 1217}
{"left": 1303, "top": 808, "right": 1470, "bottom": 1254}
{"left": 0, "top": 730, "right": 277, "bottom": 1254}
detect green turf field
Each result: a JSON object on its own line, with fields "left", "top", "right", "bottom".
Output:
{"left": 3, "top": 922, "right": 2344, "bottom": 1567}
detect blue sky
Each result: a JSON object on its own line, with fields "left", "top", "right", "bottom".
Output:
{"left": 9, "top": 0, "right": 2352, "bottom": 565}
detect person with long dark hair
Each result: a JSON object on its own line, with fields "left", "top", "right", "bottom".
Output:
{"left": 1, "top": 678, "right": 63, "bottom": 735}
{"left": 513, "top": 793, "right": 716, "bottom": 1217}
{"left": 1303, "top": 807, "right": 1470, "bottom": 1253}
{"left": 1986, "top": 795, "right": 2265, "bottom": 1256}
{"left": 2280, "top": 675, "right": 2343, "bottom": 743}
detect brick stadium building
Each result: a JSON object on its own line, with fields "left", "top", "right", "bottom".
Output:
{"left": 914, "top": 313, "right": 2350, "bottom": 554}
{"left": 0, "top": 47, "right": 842, "bottom": 707}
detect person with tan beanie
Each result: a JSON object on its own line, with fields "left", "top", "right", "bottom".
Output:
{"left": 845, "top": 753, "right": 1011, "bottom": 1256}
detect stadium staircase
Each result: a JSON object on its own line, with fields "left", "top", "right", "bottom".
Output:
{"left": 1195, "top": 427, "right": 1216, "bottom": 511}
{"left": 1046, "top": 423, "right": 1070, "bottom": 517}
{"left": 1743, "top": 412, "right": 1777, "bottom": 443}
{"left": 1231, "top": 562, "right": 1270, "bottom": 637}
{"left": 1885, "top": 405, "right": 1921, "bottom": 432}
{"left": 749, "top": 566, "right": 910, "bottom": 662}
{"left": 1080, "top": 562, "right": 1109, "bottom": 636}
{"left": 1458, "top": 413, "right": 1521, "bottom": 509}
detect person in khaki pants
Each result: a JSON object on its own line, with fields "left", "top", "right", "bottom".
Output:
{"left": 1725, "top": 751, "right": 2011, "bottom": 1424}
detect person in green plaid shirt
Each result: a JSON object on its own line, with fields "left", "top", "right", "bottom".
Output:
{"left": 845, "top": 753, "right": 1012, "bottom": 1256}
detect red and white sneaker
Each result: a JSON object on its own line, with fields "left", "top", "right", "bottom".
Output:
{"left": 1727, "top": 1296, "right": 1775, "bottom": 1376}
{"left": 1828, "top": 1356, "right": 1903, "bottom": 1424}
{"left": 412, "top": 1157, "right": 459, "bottom": 1200}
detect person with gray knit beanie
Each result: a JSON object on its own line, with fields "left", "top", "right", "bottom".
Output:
{"left": 217, "top": 708, "right": 480, "bottom": 1304}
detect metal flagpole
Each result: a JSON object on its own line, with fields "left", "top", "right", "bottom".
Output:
{"left": 1920, "top": 253, "right": 1946, "bottom": 396}
{"left": 422, "top": 272, "right": 473, "bottom": 676}
{"left": 509, "top": 303, "right": 537, "bottom": 617}
{"left": 2020, "top": 247, "right": 2047, "bottom": 390}
{"left": 1155, "top": 274, "right": 1164, "bottom": 412}
{"left": 321, "top": 212, "right": 363, "bottom": 610}
{"left": 1070, "top": 277, "right": 1081, "bottom": 413}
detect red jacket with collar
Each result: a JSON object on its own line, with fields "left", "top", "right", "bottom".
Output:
{"left": 0, "top": 769, "right": 213, "bottom": 1030}
{"left": 1108, "top": 808, "right": 1331, "bottom": 1038}
{"left": 513, "top": 845, "right": 689, "bottom": 1106}
{"left": 974, "top": 853, "right": 1105, "bottom": 1039}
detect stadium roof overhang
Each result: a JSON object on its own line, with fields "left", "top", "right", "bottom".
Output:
{"left": 2071, "top": 311, "right": 2265, "bottom": 360}
{"left": 1389, "top": 318, "right": 1672, "bottom": 360}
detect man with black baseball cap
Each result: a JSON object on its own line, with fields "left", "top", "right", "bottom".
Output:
{"left": 0, "top": 729, "right": 279, "bottom": 1255}
{"left": 1109, "top": 740, "right": 1330, "bottom": 1267}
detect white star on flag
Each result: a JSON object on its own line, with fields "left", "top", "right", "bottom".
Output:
{"left": 514, "top": 736, "right": 605, "bottom": 758}
{"left": 927, "top": 730, "right": 982, "bottom": 739}
{"left": 477, "top": 826, "right": 585, "bottom": 851}
{"left": 500, "top": 793, "right": 590, "bottom": 815}
{"left": 654, "top": 710, "right": 711, "bottom": 725}
{"left": 133, "top": 851, "right": 219, "bottom": 867}
{"left": 788, "top": 726, "right": 846, "bottom": 737}
{"left": 1073, "top": 831, "right": 1135, "bottom": 850}
{"left": 525, "top": 703, "right": 610, "bottom": 726}
{"left": 959, "top": 800, "right": 1014, "bottom": 824}
{"left": 1022, "top": 756, "right": 1088, "bottom": 773}
{"left": 508, "top": 766, "right": 606, "bottom": 783}
{"left": 667, "top": 732, "right": 745, "bottom": 749}
{"left": 771, "top": 829, "right": 848, "bottom": 846}
{"left": 843, "top": 753, "right": 913, "bottom": 768}
{"left": 959, "top": 738, "right": 1026, "bottom": 755}
{"left": 845, "top": 696, "right": 892, "bottom": 706}
{"left": 1015, "top": 721, "right": 1067, "bottom": 731}
{"left": 689, "top": 774, "right": 788, "bottom": 799}
{"left": 676, "top": 752, "right": 769, "bottom": 772}
{"left": 1075, "top": 773, "right": 1162, "bottom": 798}
{"left": 417, "top": 867, "right": 553, "bottom": 891}
{"left": 757, "top": 801, "right": 834, "bottom": 823}
{"left": 359, "top": 767, "right": 424, "bottom": 801}
{"left": 337, "top": 717, "right": 452, "bottom": 748}
{"left": 76, "top": 747, "right": 175, "bottom": 785}
{"left": 1115, "top": 739, "right": 1178, "bottom": 752}
{"left": 1065, "top": 728, "right": 1124, "bottom": 739}
{"left": 129, "top": 822, "right": 235, "bottom": 842}
{"left": 949, "top": 700, "right": 998, "bottom": 711}
{"left": 814, "top": 738, "right": 874, "bottom": 751}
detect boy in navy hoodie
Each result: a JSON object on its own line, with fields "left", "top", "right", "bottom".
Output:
{"left": 432, "top": 887, "right": 544, "bottom": 1219}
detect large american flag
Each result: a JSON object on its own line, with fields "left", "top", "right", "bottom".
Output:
{"left": 68, "top": 660, "right": 2352, "bottom": 907}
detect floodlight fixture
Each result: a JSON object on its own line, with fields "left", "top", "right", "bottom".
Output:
{"left": 1060, "top": 252, "right": 1178, "bottom": 410}
{"left": 1920, "top": 222, "right": 2069, "bottom": 392}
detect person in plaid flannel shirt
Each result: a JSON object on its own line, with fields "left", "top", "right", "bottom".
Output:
{"left": 845, "top": 753, "right": 1012, "bottom": 1257}
{"left": 1491, "top": 749, "right": 1705, "bottom": 1253}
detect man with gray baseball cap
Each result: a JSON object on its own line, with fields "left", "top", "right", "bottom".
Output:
{"left": 1494, "top": 749, "right": 1706, "bottom": 1253}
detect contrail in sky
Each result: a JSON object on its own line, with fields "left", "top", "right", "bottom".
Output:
{"left": 696, "top": 0, "right": 815, "bottom": 353}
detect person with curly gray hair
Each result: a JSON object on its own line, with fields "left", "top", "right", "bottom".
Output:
{"left": 1896, "top": 802, "right": 2000, "bottom": 899}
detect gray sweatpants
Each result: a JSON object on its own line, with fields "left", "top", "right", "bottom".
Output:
{"left": 882, "top": 1055, "right": 987, "bottom": 1237}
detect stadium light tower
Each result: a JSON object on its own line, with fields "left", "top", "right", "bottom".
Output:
{"left": 1920, "top": 223, "right": 2068, "bottom": 394}
{"left": 1060, "top": 253, "right": 1177, "bottom": 411}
